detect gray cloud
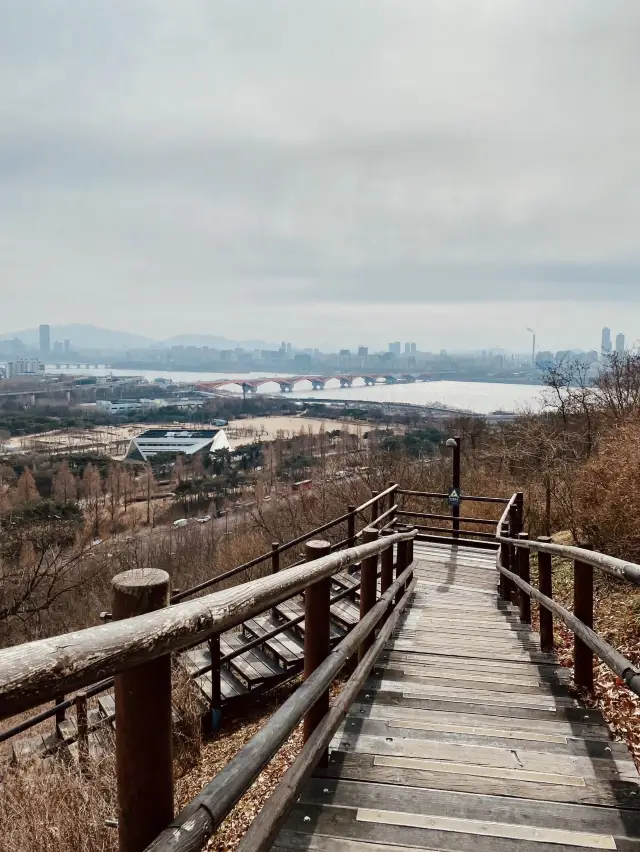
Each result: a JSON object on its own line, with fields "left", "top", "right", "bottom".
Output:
{"left": 1, "top": 1, "right": 640, "bottom": 347}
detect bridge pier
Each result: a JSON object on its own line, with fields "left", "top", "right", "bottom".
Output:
{"left": 278, "top": 382, "right": 293, "bottom": 393}
{"left": 312, "top": 380, "right": 325, "bottom": 390}
{"left": 339, "top": 379, "right": 352, "bottom": 388}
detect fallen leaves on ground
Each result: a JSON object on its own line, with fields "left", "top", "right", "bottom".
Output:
{"left": 176, "top": 675, "right": 346, "bottom": 852}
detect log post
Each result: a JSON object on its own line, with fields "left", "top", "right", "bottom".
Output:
{"left": 574, "top": 547, "right": 594, "bottom": 692}
{"left": 370, "top": 490, "right": 380, "bottom": 525}
{"left": 406, "top": 527, "right": 414, "bottom": 582}
{"left": 271, "top": 542, "right": 280, "bottom": 621}
{"left": 347, "top": 506, "right": 356, "bottom": 547}
{"left": 208, "top": 633, "right": 221, "bottom": 732}
{"left": 303, "top": 540, "right": 332, "bottom": 765}
{"left": 517, "top": 533, "right": 531, "bottom": 624}
{"left": 359, "top": 528, "right": 379, "bottom": 663}
{"left": 388, "top": 482, "right": 397, "bottom": 526}
{"left": 346, "top": 506, "right": 356, "bottom": 574}
{"left": 499, "top": 523, "right": 511, "bottom": 600}
{"left": 380, "top": 529, "right": 395, "bottom": 622}
{"left": 76, "top": 690, "right": 89, "bottom": 774}
{"left": 396, "top": 525, "right": 410, "bottom": 594}
{"left": 537, "top": 537, "right": 554, "bottom": 652}
{"left": 112, "top": 568, "right": 173, "bottom": 852}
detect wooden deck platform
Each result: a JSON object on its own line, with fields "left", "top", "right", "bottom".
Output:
{"left": 272, "top": 539, "right": 640, "bottom": 851}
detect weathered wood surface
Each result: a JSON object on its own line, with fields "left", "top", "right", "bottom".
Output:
{"left": 272, "top": 540, "right": 640, "bottom": 851}
{"left": 0, "top": 532, "right": 414, "bottom": 719}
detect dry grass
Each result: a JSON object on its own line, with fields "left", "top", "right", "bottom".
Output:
{"left": 0, "top": 755, "right": 119, "bottom": 852}
{"left": 1, "top": 675, "right": 347, "bottom": 852}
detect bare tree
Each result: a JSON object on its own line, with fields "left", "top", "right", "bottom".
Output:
{"left": 15, "top": 467, "right": 40, "bottom": 505}
{"left": 52, "top": 459, "right": 77, "bottom": 503}
{"left": 107, "top": 463, "right": 121, "bottom": 531}
{"left": 82, "top": 463, "right": 102, "bottom": 537}
{"left": 594, "top": 350, "right": 640, "bottom": 424}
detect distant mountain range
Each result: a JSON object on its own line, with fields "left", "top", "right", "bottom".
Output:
{"left": 0, "top": 324, "right": 280, "bottom": 352}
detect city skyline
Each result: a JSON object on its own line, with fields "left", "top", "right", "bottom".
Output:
{"left": 0, "top": 319, "right": 632, "bottom": 359}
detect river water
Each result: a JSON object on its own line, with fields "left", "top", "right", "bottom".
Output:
{"left": 47, "top": 365, "right": 544, "bottom": 414}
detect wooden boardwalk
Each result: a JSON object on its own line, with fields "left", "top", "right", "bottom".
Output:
{"left": 272, "top": 539, "right": 640, "bottom": 852}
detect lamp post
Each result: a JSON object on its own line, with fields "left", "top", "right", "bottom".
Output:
{"left": 446, "top": 436, "right": 461, "bottom": 539}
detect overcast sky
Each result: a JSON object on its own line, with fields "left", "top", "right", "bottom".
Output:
{"left": 2, "top": 1, "right": 640, "bottom": 351}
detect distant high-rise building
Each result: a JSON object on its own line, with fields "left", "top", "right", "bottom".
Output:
{"left": 404, "top": 342, "right": 411, "bottom": 354}
{"left": 601, "top": 327, "right": 612, "bottom": 356}
{"left": 357, "top": 346, "right": 368, "bottom": 358}
{"left": 39, "top": 324, "right": 51, "bottom": 354}
{"left": 389, "top": 341, "right": 401, "bottom": 356}
{"left": 64, "top": 339, "right": 71, "bottom": 353}
{"left": 616, "top": 333, "right": 625, "bottom": 354}
{"left": 410, "top": 343, "right": 417, "bottom": 354}
{"left": 53, "top": 341, "right": 63, "bottom": 356}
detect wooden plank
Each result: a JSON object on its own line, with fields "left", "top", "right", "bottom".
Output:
{"left": 300, "top": 779, "right": 640, "bottom": 836}
{"left": 334, "top": 717, "right": 628, "bottom": 758}
{"left": 327, "top": 733, "right": 638, "bottom": 779}
{"left": 371, "top": 669, "right": 568, "bottom": 696}
{"left": 356, "top": 807, "right": 616, "bottom": 849}
{"left": 280, "top": 806, "right": 640, "bottom": 852}
{"left": 317, "top": 752, "right": 640, "bottom": 810}
{"left": 355, "top": 689, "right": 605, "bottom": 724}
{"left": 347, "top": 702, "right": 611, "bottom": 738}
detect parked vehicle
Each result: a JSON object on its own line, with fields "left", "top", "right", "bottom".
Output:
{"left": 173, "top": 519, "right": 188, "bottom": 528}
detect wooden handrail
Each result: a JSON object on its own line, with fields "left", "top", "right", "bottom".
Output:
{"left": 145, "top": 561, "right": 416, "bottom": 852}
{"left": 354, "top": 483, "right": 398, "bottom": 515}
{"left": 173, "top": 484, "right": 399, "bottom": 603}
{"left": 497, "top": 533, "right": 640, "bottom": 586}
{"left": 397, "top": 489, "right": 510, "bottom": 504}
{"left": 412, "top": 524, "right": 496, "bottom": 540}
{"left": 398, "top": 510, "right": 497, "bottom": 526}
{"left": 495, "top": 492, "right": 518, "bottom": 537}
{"left": 0, "top": 530, "right": 415, "bottom": 720}
{"left": 495, "top": 549, "right": 640, "bottom": 695}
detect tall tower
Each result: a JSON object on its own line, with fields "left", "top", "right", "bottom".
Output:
{"left": 39, "top": 324, "right": 51, "bottom": 354}
{"left": 601, "top": 327, "right": 612, "bottom": 356}
{"left": 615, "top": 333, "right": 625, "bottom": 354}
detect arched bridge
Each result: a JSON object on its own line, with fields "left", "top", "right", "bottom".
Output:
{"left": 196, "top": 373, "right": 432, "bottom": 393}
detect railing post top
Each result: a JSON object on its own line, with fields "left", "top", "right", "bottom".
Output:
{"left": 271, "top": 541, "right": 279, "bottom": 550}
{"left": 380, "top": 528, "right": 394, "bottom": 537}
{"left": 538, "top": 536, "right": 552, "bottom": 543}
{"left": 347, "top": 505, "right": 356, "bottom": 513}
{"left": 304, "top": 539, "right": 331, "bottom": 560}
{"left": 371, "top": 489, "right": 379, "bottom": 497}
{"left": 112, "top": 569, "right": 170, "bottom": 619}
{"left": 362, "top": 526, "right": 379, "bottom": 543}
{"left": 518, "top": 532, "right": 529, "bottom": 540}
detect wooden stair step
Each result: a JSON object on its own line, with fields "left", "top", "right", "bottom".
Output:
{"left": 220, "top": 634, "right": 288, "bottom": 685}
{"left": 243, "top": 613, "right": 305, "bottom": 667}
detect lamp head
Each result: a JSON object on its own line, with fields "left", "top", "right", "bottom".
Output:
{"left": 445, "top": 438, "right": 458, "bottom": 448}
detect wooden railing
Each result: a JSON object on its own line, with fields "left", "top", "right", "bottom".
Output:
{"left": 0, "top": 520, "right": 415, "bottom": 852}
{"left": 0, "top": 484, "right": 400, "bottom": 748}
{"left": 495, "top": 493, "right": 640, "bottom": 698}
{"left": 395, "top": 487, "right": 509, "bottom": 546}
